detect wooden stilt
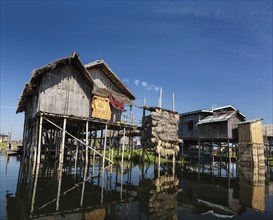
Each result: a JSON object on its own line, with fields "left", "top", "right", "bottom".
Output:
{"left": 31, "top": 163, "right": 40, "bottom": 214}
{"left": 85, "top": 121, "right": 89, "bottom": 165}
{"left": 121, "top": 127, "right": 125, "bottom": 165}
{"left": 59, "top": 118, "right": 67, "bottom": 165}
{"left": 37, "top": 115, "right": 43, "bottom": 164}
{"left": 172, "top": 151, "right": 175, "bottom": 177}
{"left": 103, "top": 124, "right": 108, "bottom": 168}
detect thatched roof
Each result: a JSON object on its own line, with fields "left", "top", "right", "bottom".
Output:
{"left": 16, "top": 53, "right": 93, "bottom": 113}
{"left": 85, "top": 60, "right": 136, "bottom": 100}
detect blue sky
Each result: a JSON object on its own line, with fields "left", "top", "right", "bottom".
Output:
{"left": 1, "top": 0, "right": 272, "bottom": 140}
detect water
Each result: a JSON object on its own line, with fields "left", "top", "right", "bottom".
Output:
{"left": 0, "top": 152, "right": 273, "bottom": 220}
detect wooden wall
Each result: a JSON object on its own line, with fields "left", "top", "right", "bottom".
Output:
{"left": 179, "top": 112, "right": 211, "bottom": 140}
{"left": 198, "top": 121, "right": 228, "bottom": 140}
{"left": 37, "top": 65, "right": 91, "bottom": 117}
{"left": 88, "top": 68, "right": 120, "bottom": 93}
{"left": 227, "top": 116, "right": 242, "bottom": 140}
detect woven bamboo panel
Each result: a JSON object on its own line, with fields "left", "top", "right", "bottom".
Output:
{"left": 91, "top": 96, "right": 111, "bottom": 121}
{"left": 238, "top": 120, "right": 263, "bottom": 144}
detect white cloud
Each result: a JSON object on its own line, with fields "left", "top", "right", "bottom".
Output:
{"left": 141, "top": 82, "right": 148, "bottom": 87}
{"left": 134, "top": 79, "right": 140, "bottom": 86}
{"left": 134, "top": 79, "right": 160, "bottom": 92}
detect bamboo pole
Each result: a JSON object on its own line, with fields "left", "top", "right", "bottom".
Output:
{"left": 59, "top": 118, "right": 67, "bottom": 165}
{"left": 103, "top": 124, "right": 108, "bottom": 168}
{"left": 43, "top": 117, "right": 114, "bottom": 164}
{"left": 37, "top": 115, "right": 43, "bottom": 164}
{"left": 31, "top": 162, "right": 40, "bottom": 214}
{"left": 172, "top": 92, "right": 175, "bottom": 112}
{"left": 85, "top": 121, "right": 89, "bottom": 165}
{"left": 158, "top": 87, "right": 162, "bottom": 108}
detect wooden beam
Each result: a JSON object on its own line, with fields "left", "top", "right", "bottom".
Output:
{"left": 37, "top": 115, "right": 43, "bottom": 164}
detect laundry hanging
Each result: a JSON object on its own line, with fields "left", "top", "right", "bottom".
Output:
{"left": 108, "top": 93, "right": 125, "bottom": 111}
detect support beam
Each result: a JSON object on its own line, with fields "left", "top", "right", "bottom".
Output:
{"left": 37, "top": 115, "right": 43, "bottom": 164}
{"left": 59, "top": 118, "right": 67, "bottom": 165}
{"left": 44, "top": 117, "right": 114, "bottom": 164}
{"left": 103, "top": 124, "right": 108, "bottom": 168}
{"left": 172, "top": 92, "right": 175, "bottom": 112}
{"left": 85, "top": 121, "right": 89, "bottom": 165}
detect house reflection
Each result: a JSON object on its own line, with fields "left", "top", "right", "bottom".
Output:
{"left": 5, "top": 157, "right": 270, "bottom": 219}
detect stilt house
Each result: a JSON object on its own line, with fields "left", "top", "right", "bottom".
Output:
{"left": 16, "top": 52, "right": 136, "bottom": 161}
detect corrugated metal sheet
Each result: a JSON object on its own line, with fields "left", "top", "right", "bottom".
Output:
{"left": 197, "top": 112, "right": 236, "bottom": 125}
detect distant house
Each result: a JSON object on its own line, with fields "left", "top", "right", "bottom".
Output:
{"left": 0, "top": 134, "right": 9, "bottom": 143}
{"left": 178, "top": 109, "right": 212, "bottom": 145}
{"left": 179, "top": 105, "right": 246, "bottom": 146}
{"left": 197, "top": 109, "right": 246, "bottom": 142}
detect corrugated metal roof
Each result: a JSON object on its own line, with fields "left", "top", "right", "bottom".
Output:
{"left": 197, "top": 112, "right": 237, "bottom": 125}
{"left": 179, "top": 109, "right": 212, "bottom": 116}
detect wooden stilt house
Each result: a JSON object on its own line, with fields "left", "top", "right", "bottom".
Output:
{"left": 16, "top": 52, "right": 136, "bottom": 163}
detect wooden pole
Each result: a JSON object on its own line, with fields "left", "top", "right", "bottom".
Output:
{"left": 31, "top": 163, "right": 40, "bottom": 214}
{"left": 158, "top": 87, "right": 162, "bottom": 108}
{"left": 143, "top": 97, "right": 146, "bottom": 107}
{"left": 121, "top": 127, "right": 125, "bottom": 165}
{"left": 172, "top": 92, "right": 175, "bottom": 112}
{"left": 172, "top": 151, "right": 175, "bottom": 177}
{"left": 43, "top": 117, "right": 114, "bottom": 163}
{"left": 85, "top": 121, "right": 89, "bottom": 165}
{"left": 59, "top": 118, "right": 67, "bottom": 165}
{"left": 37, "top": 115, "right": 43, "bottom": 164}
{"left": 103, "top": 124, "right": 108, "bottom": 168}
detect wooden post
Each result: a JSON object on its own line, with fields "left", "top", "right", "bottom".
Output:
{"left": 59, "top": 118, "right": 67, "bottom": 165}
{"left": 121, "top": 127, "right": 125, "bottom": 165}
{"left": 37, "top": 115, "right": 43, "bottom": 164}
{"left": 141, "top": 105, "right": 146, "bottom": 164}
{"left": 130, "top": 105, "right": 133, "bottom": 126}
{"left": 172, "top": 151, "right": 175, "bottom": 177}
{"left": 31, "top": 163, "right": 40, "bottom": 214}
{"left": 85, "top": 121, "right": 89, "bottom": 165}
{"left": 158, "top": 87, "right": 162, "bottom": 108}
{"left": 33, "top": 121, "right": 39, "bottom": 164}
{"left": 56, "top": 162, "right": 63, "bottom": 211}
{"left": 100, "top": 129, "right": 103, "bottom": 154}
{"left": 172, "top": 92, "right": 175, "bottom": 112}
{"left": 103, "top": 124, "right": 108, "bottom": 168}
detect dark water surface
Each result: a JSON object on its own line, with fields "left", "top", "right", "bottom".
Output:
{"left": 1, "top": 152, "right": 273, "bottom": 220}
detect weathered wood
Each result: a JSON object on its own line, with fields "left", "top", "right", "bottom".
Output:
{"left": 59, "top": 118, "right": 67, "bottom": 165}
{"left": 38, "top": 65, "right": 91, "bottom": 118}
{"left": 37, "top": 115, "right": 43, "bottom": 164}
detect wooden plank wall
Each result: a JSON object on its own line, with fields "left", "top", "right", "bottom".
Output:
{"left": 88, "top": 68, "right": 120, "bottom": 93}
{"left": 38, "top": 65, "right": 91, "bottom": 117}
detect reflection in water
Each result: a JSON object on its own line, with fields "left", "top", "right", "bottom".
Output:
{"left": 2, "top": 153, "right": 273, "bottom": 220}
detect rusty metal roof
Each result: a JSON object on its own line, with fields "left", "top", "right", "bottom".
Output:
{"left": 197, "top": 111, "right": 238, "bottom": 125}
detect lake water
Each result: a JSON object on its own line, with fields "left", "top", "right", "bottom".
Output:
{"left": 0, "top": 152, "right": 273, "bottom": 220}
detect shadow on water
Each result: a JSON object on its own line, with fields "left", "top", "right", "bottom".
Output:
{"left": 1, "top": 152, "right": 273, "bottom": 220}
